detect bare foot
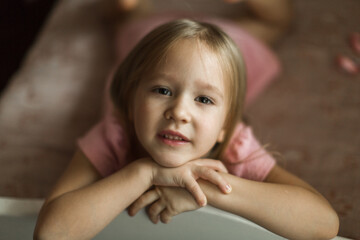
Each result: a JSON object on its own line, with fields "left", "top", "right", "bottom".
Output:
{"left": 115, "top": 0, "right": 152, "bottom": 20}
{"left": 100, "top": 0, "right": 150, "bottom": 23}
{"left": 117, "top": 0, "right": 139, "bottom": 12}
{"left": 226, "top": 0, "right": 292, "bottom": 46}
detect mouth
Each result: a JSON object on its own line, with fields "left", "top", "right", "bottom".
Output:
{"left": 158, "top": 130, "right": 190, "bottom": 146}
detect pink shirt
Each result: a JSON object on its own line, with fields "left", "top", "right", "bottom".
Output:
{"left": 78, "top": 115, "right": 276, "bottom": 181}
{"left": 77, "top": 13, "right": 279, "bottom": 182}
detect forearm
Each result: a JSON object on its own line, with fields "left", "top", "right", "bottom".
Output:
{"left": 198, "top": 173, "right": 339, "bottom": 240}
{"left": 35, "top": 160, "right": 152, "bottom": 240}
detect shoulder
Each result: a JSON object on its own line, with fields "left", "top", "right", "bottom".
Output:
{"left": 223, "top": 123, "right": 276, "bottom": 181}
{"left": 223, "top": 123, "right": 260, "bottom": 163}
{"left": 77, "top": 114, "right": 132, "bottom": 178}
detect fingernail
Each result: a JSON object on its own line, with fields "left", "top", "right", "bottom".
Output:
{"left": 225, "top": 184, "right": 232, "bottom": 193}
{"left": 201, "top": 198, "right": 207, "bottom": 206}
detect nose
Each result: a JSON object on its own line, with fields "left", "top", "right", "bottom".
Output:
{"left": 164, "top": 96, "right": 191, "bottom": 124}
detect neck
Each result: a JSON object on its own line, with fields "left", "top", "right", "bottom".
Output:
{"left": 131, "top": 136, "right": 150, "bottom": 160}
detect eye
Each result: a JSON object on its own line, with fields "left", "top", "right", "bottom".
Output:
{"left": 153, "top": 87, "right": 172, "bottom": 96}
{"left": 195, "top": 96, "right": 214, "bottom": 105}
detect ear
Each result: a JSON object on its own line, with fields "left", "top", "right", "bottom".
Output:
{"left": 217, "top": 129, "right": 225, "bottom": 143}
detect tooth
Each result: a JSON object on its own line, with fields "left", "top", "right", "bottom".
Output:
{"left": 163, "top": 134, "right": 183, "bottom": 141}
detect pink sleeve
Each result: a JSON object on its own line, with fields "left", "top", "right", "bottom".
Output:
{"left": 223, "top": 123, "right": 276, "bottom": 181}
{"left": 77, "top": 113, "right": 131, "bottom": 178}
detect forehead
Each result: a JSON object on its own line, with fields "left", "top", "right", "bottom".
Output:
{"left": 155, "top": 39, "right": 229, "bottom": 93}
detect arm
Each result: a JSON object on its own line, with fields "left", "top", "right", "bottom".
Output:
{"left": 34, "top": 150, "right": 154, "bottom": 240}
{"left": 129, "top": 165, "right": 339, "bottom": 239}
{"left": 129, "top": 186, "right": 201, "bottom": 224}
{"left": 199, "top": 165, "right": 339, "bottom": 240}
{"left": 34, "top": 150, "right": 230, "bottom": 240}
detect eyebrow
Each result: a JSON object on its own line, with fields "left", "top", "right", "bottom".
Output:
{"left": 152, "top": 73, "right": 224, "bottom": 100}
{"left": 195, "top": 80, "right": 224, "bottom": 100}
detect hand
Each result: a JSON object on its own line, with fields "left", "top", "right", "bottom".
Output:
{"left": 149, "top": 158, "right": 232, "bottom": 206}
{"left": 128, "top": 186, "right": 200, "bottom": 224}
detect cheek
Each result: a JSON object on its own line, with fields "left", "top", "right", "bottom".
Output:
{"left": 197, "top": 111, "right": 225, "bottom": 140}
{"left": 133, "top": 95, "right": 161, "bottom": 133}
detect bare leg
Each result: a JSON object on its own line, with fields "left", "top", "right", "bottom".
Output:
{"left": 228, "top": 0, "right": 293, "bottom": 46}
{"left": 113, "top": 0, "right": 293, "bottom": 46}
{"left": 116, "top": 0, "right": 139, "bottom": 11}
{"left": 103, "top": 0, "right": 152, "bottom": 21}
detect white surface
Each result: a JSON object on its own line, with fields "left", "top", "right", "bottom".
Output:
{"left": 94, "top": 204, "right": 286, "bottom": 240}
{"left": 0, "top": 197, "right": 350, "bottom": 239}
{"left": 0, "top": 197, "right": 43, "bottom": 216}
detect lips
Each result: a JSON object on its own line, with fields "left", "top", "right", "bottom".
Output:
{"left": 158, "top": 130, "right": 190, "bottom": 145}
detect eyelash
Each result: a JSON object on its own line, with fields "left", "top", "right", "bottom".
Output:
{"left": 195, "top": 96, "right": 214, "bottom": 105}
{"left": 153, "top": 87, "right": 172, "bottom": 96}
{"left": 152, "top": 87, "right": 215, "bottom": 105}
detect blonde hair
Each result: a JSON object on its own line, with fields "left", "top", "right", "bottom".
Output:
{"left": 110, "top": 19, "right": 246, "bottom": 159}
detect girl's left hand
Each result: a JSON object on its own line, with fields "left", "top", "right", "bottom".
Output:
{"left": 148, "top": 158, "right": 232, "bottom": 206}
{"left": 128, "top": 186, "right": 200, "bottom": 224}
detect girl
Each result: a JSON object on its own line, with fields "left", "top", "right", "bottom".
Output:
{"left": 34, "top": 1, "right": 339, "bottom": 240}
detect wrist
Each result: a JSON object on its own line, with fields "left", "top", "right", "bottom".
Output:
{"left": 133, "top": 158, "right": 156, "bottom": 188}
{"left": 197, "top": 173, "right": 233, "bottom": 206}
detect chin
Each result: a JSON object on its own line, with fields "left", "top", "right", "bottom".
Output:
{"left": 151, "top": 153, "right": 190, "bottom": 168}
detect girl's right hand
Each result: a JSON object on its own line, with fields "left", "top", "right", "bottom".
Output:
{"left": 129, "top": 186, "right": 201, "bottom": 224}
{"left": 145, "top": 158, "right": 232, "bottom": 206}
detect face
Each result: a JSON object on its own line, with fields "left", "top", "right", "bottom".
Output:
{"left": 132, "top": 39, "right": 228, "bottom": 167}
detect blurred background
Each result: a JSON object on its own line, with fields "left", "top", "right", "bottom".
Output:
{"left": 0, "top": 0, "right": 359, "bottom": 238}
{"left": 0, "top": 0, "right": 57, "bottom": 92}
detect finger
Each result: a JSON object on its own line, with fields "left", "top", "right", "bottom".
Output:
{"left": 196, "top": 167, "right": 232, "bottom": 194}
{"left": 129, "top": 190, "right": 159, "bottom": 216}
{"left": 160, "top": 209, "right": 173, "bottom": 224}
{"left": 147, "top": 200, "right": 166, "bottom": 224}
{"left": 183, "top": 178, "right": 207, "bottom": 207}
{"left": 193, "top": 159, "right": 228, "bottom": 173}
